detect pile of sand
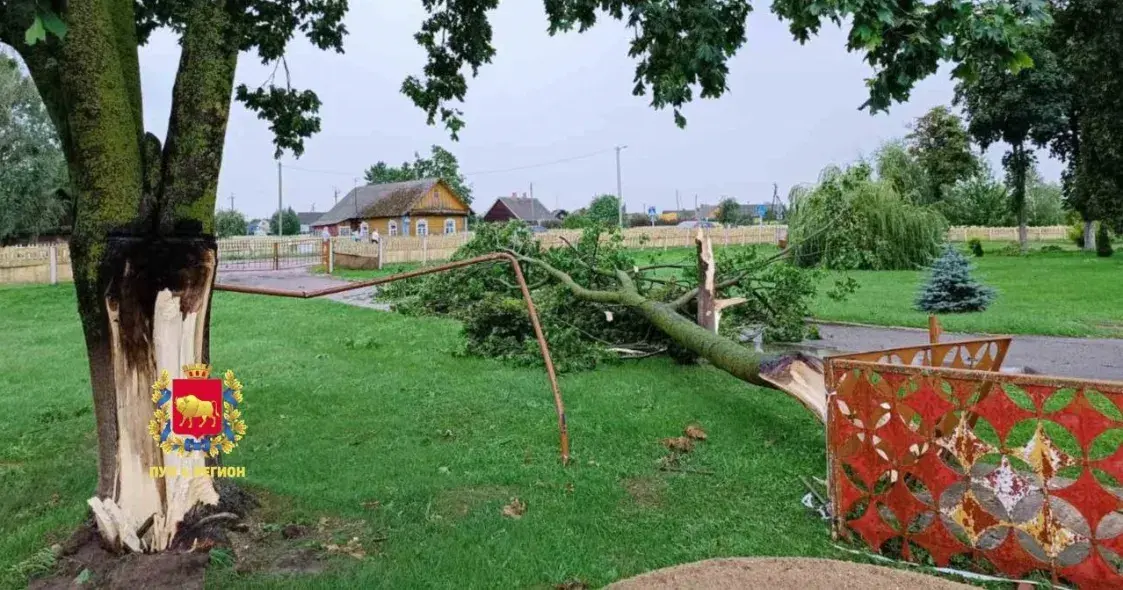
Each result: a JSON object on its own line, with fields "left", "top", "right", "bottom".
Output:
{"left": 605, "top": 557, "right": 976, "bottom": 590}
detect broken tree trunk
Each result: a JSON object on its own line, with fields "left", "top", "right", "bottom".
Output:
{"left": 86, "top": 235, "right": 220, "bottom": 552}
{"left": 695, "top": 228, "right": 716, "bottom": 331}
{"left": 695, "top": 230, "right": 747, "bottom": 335}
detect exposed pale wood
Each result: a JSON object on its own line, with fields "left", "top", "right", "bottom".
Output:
{"left": 713, "top": 297, "right": 748, "bottom": 335}
{"left": 696, "top": 229, "right": 716, "bottom": 332}
{"left": 92, "top": 251, "right": 218, "bottom": 552}
{"left": 758, "top": 356, "right": 828, "bottom": 423}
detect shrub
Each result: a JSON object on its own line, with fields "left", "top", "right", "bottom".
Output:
{"left": 1068, "top": 219, "right": 1085, "bottom": 247}
{"left": 996, "top": 242, "right": 1024, "bottom": 256}
{"left": 1038, "top": 244, "right": 1065, "bottom": 253}
{"left": 915, "top": 246, "right": 996, "bottom": 313}
{"left": 1096, "top": 223, "right": 1114, "bottom": 257}
{"left": 967, "top": 238, "right": 984, "bottom": 257}
{"left": 788, "top": 162, "right": 947, "bottom": 270}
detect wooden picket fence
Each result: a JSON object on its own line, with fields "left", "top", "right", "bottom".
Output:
{"left": 0, "top": 225, "right": 1071, "bottom": 284}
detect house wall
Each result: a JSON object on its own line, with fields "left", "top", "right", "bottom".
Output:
{"left": 364, "top": 214, "right": 466, "bottom": 237}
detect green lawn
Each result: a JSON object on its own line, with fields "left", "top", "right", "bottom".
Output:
{"left": 811, "top": 243, "right": 1123, "bottom": 337}
{"left": 1, "top": 285, "right": 836, "bottom": 588}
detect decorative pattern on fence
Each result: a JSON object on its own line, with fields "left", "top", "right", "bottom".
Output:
{"left": 826, "top": 341, "right": 1123, "bottom": 588}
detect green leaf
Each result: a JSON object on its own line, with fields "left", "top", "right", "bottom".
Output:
{"left": 1007, "top": 50, "right": 1034, "bottom": 74}
{"left": 25, "top": 16, "right": 46, "bottom": 46}
{"left": 40, "top": 12, "right": 68, "bottom": 40}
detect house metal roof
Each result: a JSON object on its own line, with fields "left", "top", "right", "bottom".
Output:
{"left": 490, "top": 196, "right": 555, "bottom": 221}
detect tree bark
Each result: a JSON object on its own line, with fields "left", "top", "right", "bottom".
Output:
{"left": 2, "top": 0, "right": 237, "bottom": 552}
{"left": 1084, "top": 219, "right": 1096, "bottom": 251}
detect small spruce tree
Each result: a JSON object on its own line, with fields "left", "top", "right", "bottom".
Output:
{"left": 1096, "top": 223, "right": 1114, "bottom": 257}
{"left": 915, "top": 245, "right": 996, "bottom": 313}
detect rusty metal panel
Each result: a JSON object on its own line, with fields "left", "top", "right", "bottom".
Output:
{"left": 826, "top": 339, "right": 1123, "bottom": 588}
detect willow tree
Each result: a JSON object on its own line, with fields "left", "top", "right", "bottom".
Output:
{"left": 0, "top": 0, "right": 1041, "bottom": 553}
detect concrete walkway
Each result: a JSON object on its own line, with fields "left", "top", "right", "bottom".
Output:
{"left": 214, "top": 269, "right": 389, "bottom": 310}
{"left": 805, "top": 322, "right": 1123, "bottom": 382}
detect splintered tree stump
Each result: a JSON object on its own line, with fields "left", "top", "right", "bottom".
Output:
{"left": 695, "top": 229, "right": 747, "bottom": 334}
{"left": 89, "top": 235, "right": 220, "bottom": 552}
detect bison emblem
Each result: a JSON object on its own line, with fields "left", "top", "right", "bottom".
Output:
{"left": 170, "top": 377, "right": 224, "bottom": 437}
{"left": 176, "top": 395, "right": 219, "bottom": 428}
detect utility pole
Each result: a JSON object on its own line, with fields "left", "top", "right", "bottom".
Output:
{"left": 615, "top": 145, "right": 627, "bottom": 227}
{"left": 333, "top": 186, "right": 339, "bottom": 204}
{"left": 277, "top": 161, "right": 283, "bottom": 237}
{"left": 529, "top": 182, "right": 534, "bottom": 200}
{"left": 353, "top": 178, "right": 359, "bottom": 231}
{"left": 228, "top": 193, "right": 235, "bottom": 212}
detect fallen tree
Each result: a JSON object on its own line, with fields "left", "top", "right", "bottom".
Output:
{"left": 507, "top": 237, "right": 838, "bottom": 421}
{"left": 383, "top": 223, "right": 854, "bottom": 421}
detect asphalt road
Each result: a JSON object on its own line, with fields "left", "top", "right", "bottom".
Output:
{"left": 805, "top": 322, "right": 1123, "bottom": 382}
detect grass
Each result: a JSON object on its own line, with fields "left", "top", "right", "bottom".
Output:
{"left": 318, "top": 240, "right": 1123, "bottom": 338}
{"left": 0, "top": 284, "right": 836, "bottom": 588}
{"left": 811, "top": 241, "right": 1123, "bottom": 338}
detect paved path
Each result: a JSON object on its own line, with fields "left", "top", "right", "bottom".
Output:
{"left": 214, "top": 269, "right": 389, "bottom": 310}
{"left": 215, "top": 269, "right": 1123, "bottom": 383}
{"left": 804, "top": 322, "right": 1123, "bottom": 382}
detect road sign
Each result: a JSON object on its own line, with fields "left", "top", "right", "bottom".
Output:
{"left": 647, "top": 206, "right": 657, "bottom": 217}
{"left": 756, "top": 204, "right": 767, "bottom": 218}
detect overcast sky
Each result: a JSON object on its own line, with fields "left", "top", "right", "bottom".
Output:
{"left": 135, "top": 3, "right": 1062, "bottom": 219}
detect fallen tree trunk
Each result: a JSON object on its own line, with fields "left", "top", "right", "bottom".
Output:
{"left": 509, "top": 250, "right": 829, "bottom": 423}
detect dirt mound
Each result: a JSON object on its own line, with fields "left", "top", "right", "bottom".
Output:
{"left": 605, "top": 557, "right": 976, "bottom": 590}
{"left": 28, "top": 523, "right": 208, "bottom": 590}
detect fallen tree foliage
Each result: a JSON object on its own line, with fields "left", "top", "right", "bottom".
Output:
{"left": 381, "top": 223, "right": 854, "bottom": 419}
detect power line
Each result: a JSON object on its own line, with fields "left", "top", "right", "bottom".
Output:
{"left": 278, "top": 147, "right": 618, "bottom": 180}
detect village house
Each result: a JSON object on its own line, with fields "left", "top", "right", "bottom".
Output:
{"left": 297, "top": 212, "right": 323, "bottom": 235}
{"left": 311, "top": 178, "right": 470, "bottom": 238}
{"left": 481, "top": 193, "right": 558, "bottom": 225}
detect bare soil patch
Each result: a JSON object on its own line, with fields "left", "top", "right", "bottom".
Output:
{"left": 605, "top": 557, "right": 975, "bottom": 590}
{"left": 28, "top": 523, "right": 209, "bottom": 590}
{"left": 622, "top": 477, "right": 666, "bottom": 508}
{"left": 432, "top": 485, "right": 515, "bottom": 521}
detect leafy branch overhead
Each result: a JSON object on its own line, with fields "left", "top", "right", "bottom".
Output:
{"left": 21, "top": 0, "right": 1051, "bottom": 155}
{"left": 407, "top": 0, "right": 1048, "bottom": 138}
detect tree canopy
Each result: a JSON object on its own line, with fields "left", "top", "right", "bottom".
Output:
{"left": 214, "top": 209, "right": 247, "bottom": 238}
{"left": 269, "top": 206, "right": 300, "bottom": 236}
{"left": 0, "top": 54, "right": 68, "bottom": 243}
{"left": 905, "top": 106, "right": 979, "bottom": 204}
{"left": 1050, "top": 0, "right": 1123, "bottom": 232}
{"left": 364, "top": 145, "right": 473, "bottom": 205}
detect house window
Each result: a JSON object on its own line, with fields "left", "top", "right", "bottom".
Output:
{"left": 417, "top": 220, "right": 429, "bottom": 236}
{"left": 444, "top": 218, "right": 456, "bottom": 235}
{"left": 388, "top": 221, "right": 398, "bottom": 236}
{"left": 338, "top": 225, "right": 351, "bottom": 237}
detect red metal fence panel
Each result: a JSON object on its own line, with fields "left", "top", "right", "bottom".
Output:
{"left": 826, "top": 340, "right": 1123, "bottom": 589}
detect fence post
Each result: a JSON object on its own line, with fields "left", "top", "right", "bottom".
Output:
{"left": 378, "top": 238, "right": 384, "bottom": 270}
{"left": 272, "top": 242, "right": 279, "bottom": 271}
{"left": 48, "top": 244, "right": 58, "bottom": 285}
{"left": 423, "top": 235, "right": 429, "bottom": 264}
{"left": 328, "top": 241, "right": 334, "bottom": 274}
